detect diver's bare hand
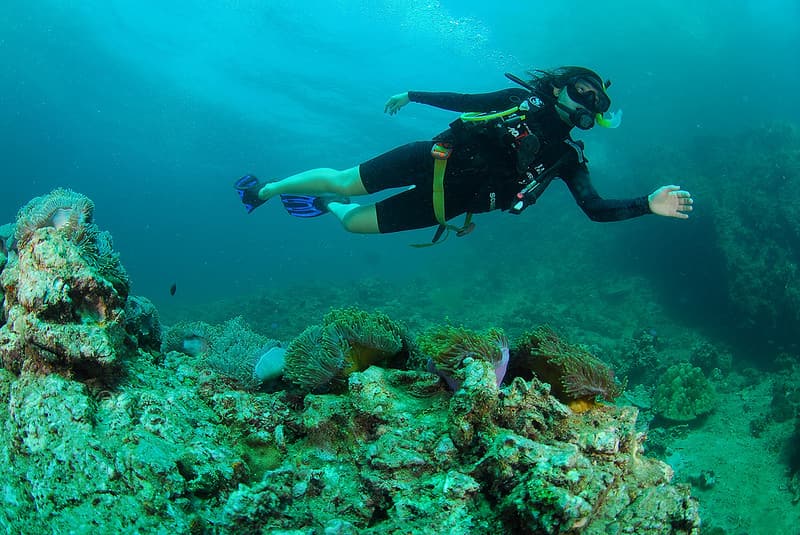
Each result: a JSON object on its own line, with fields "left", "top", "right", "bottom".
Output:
{"left": 648, "top": 185, "right": 693, "bottom": 219}
{"left": 384, "top": 92, "right": 410, "bottom": 115}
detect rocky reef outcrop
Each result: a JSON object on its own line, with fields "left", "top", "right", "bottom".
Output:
{"left": 695, "top": 122, "right": 800, "bottom": 339}
{"left": 0, "top": 188, "right": 146, "bottom": 377}
{"left": 0, "top": 190, "right": 700, "bottom": 533}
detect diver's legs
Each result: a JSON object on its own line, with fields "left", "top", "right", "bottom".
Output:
{"left": 258, "top": 166, "right": 367, "bottom": 200}
{"left": 327, "top": 202, "right": 380, "bottom": 234}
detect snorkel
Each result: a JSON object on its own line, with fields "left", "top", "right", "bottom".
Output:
{"left": 596, "top": 109, "right": 622, "bottom": 128}
{"left": 593, "top": 79, "right": 622, "bottom": 128}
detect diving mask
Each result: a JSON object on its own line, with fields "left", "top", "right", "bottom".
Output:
{"left": 556, "top": 76, "right": 621, "bottom": 129}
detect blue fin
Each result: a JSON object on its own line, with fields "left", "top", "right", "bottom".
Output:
{"left": 234, "top": 174, "right": 266, "bottom": 213}
{"left": 279, "top": 195, "right": 328, "bottom": 218}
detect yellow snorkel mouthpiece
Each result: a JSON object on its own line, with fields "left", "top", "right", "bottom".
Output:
{"left": 595, "top": 109, "right": 622, "bottom": 129}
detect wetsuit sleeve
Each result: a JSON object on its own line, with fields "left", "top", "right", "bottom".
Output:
{"left": 563, "top": 165, "right": 652, "bottom": 222}
{"left": 407, "top": 88, "right": 530, "bottom": 113}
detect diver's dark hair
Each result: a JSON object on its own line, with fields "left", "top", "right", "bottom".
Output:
{"left": 525, "top": 66, "right": 605, "bottom": 98}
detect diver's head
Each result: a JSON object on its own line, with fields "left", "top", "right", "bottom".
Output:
{"left": 554, "top": 72, "right": 612, "bottom": 129}
{"left": 519, "top": 66, "right": 618, "bottom": 130}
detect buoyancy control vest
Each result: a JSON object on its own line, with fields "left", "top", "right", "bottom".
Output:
{"left": 436, "top": 95, "right": 586, "bottom": 214}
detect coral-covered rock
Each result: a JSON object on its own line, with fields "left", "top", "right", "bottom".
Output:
{"left": 694, "top": 122, "right": 800, "bottom": 336}
{"left": 124, "top": 295, "right": 162, "bottom": 354}
{"left": 652, "top": 362, "right": 716, "bottom": 422}
{"left": 0, "top": 347, "right": 251, "bottom": 534}
{"left": 217, "top": 362, "right": 699, "bottom": 534}
{"left": 0, "top": 190, "right": 133, "bottom": 376}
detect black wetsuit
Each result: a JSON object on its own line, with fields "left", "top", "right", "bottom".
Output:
{"left": 359, "top": 88, "right": 651, "bottom": 233}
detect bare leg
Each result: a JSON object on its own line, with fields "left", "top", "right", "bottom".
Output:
{"left": 258, "top": 166, "right": 367, "bottom": 200}
{"left": 327, "top": 202, "right": 380, "bottom": 234}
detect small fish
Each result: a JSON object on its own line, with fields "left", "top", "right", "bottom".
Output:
{"left": 169, "top": 283, "right": 177, "bottom": 296}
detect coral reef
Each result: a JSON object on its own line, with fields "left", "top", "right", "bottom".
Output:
{"left": 693, "top": 122, "right": 800, "bottom": 338}
{"left": 0, "top": 189, "right": 139, "bottom": 376}
{"left": 219, "top": 361, "right": 699, "bottom": 534}
{"left": 652, "top": 363, "right": 716, "bottom": 422}
{"left": 0, "top": 191, "right": 703, "bottom": 533}
{"left": 510, "top": 325, "right": 622, "bottom": 410}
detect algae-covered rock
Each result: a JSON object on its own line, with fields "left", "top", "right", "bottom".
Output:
{"left": 653, "top": 362, "right": 716, "bottom": 422}
{"left": 215, "top": 360, "right": 699, "bottom": 534}
{"left": 0, "top": 358, "right": 251, "bottom": 534}
{"left": 0, "top": 190, "right": 135, "bottom": 376}
{"left": 694, "top": 122, "right": 800, "bottom": 333}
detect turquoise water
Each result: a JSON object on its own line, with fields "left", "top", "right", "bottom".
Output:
{"left": 1, "top": 1, "right": 796, "bottom": 307}
{"left": 2, "top": 2, "right": 800, "bottom": 532}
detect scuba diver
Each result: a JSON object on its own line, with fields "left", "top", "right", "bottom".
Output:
{"left": 235, "top": 66, "right": 692, "bottom": 244}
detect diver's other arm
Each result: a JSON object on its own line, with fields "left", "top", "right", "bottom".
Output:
{"left": 564, "top": 166, "right": 653, "bottom": 222}
{"left": 385, "top": 88, "right": 530, "bottom": 115}
{"left": 648, "top": 185, "right": 693, "bottom": 219}
{"left": 384, "top": 92, "right": 411, "bottom": 115}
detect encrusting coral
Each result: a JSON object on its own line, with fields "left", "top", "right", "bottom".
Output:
{"left": 510, "top": 325, "right": 622, "bottom": 411}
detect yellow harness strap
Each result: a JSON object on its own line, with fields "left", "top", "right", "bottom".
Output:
{"left": 432, "top": 157, "right": 448, "bottom": 226}
{"left": 411, "top": 143, "right": 475, "bottom": 247}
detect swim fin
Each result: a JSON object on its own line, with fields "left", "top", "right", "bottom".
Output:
{"left": 234, "top": 174, "right": 267, "bottom": 214}
{"left": 279, "top": 194, "right": 349, "bottom": 218}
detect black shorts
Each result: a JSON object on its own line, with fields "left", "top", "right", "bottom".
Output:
{"left": 359, "top": 141, "right": 493, "bottom": 233}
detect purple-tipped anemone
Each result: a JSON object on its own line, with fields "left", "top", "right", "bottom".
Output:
{"left": 493, "top": 335, "right": 510, "bottom": 387}
{"left": 423, "top": 327, "right": 509, "bottom": 392}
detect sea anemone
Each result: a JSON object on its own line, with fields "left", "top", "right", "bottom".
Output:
{"left": 15, "top": 188, "right": 94, "bottom": 246}
{"left": 13, "top": 189, "right": 129, "bottom": 296}
{"left": 512, "top": 325, "right": 622, "bottom": 409}
{"left": 283, "top": 324, "right": 349, "bottom": 393}
{"left": 419, "top": 325, "right": 509, "bottom": 390}
{"left": 323, "top": 307, "right": 407, "bottom": 372}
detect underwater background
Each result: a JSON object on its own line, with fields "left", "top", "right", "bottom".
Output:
{"left": 2, "top": 0, "right": 800, "bottom": 533}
